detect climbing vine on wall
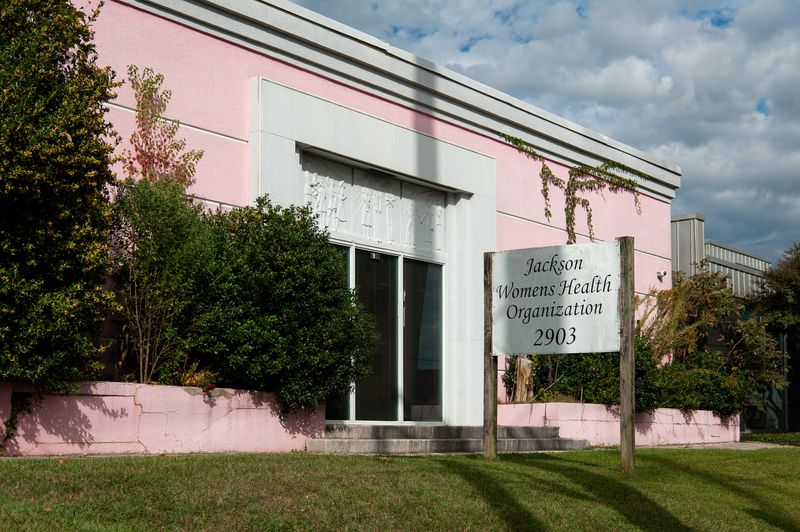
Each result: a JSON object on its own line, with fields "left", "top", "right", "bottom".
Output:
{"left": 501, "top": 133, "right": 645, "bottom": 244}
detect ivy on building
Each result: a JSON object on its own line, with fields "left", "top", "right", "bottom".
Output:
{"left": 501, "top": 133, "right": 643, "bottom": 244}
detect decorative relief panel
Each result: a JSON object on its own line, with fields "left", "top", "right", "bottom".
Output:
{"left": 402, "top": 182, "right": 445, "bottom": 253}
{"left": 353, "top": 170, "right": 401, "bottom": 246}
{"left": 302, "top": 153, "right": 445, "bottom": 256}
{"left": 303, "top": 156, "right": 351, "bottom": 235}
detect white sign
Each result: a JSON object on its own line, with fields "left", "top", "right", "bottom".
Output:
{"left": 491, "top": 241, "right": 620, "bottom": 355}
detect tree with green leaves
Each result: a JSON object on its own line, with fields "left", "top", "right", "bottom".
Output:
{"left": 122, "top": 65, "right": 203, "bottom": 188}
{"left": 750, "top": 243, "right": 800, "bottom": 429}
{"left": 751, "top": 243, "right": 800, "bottom": 336}
{"left": 639, "top": 269, "right": 785, "bottom": 417}
{"left": 196, "top": 198, "right": 378, "bottom": 412}
{"left": 113, "top": 65, "right": 207, "bottom": 384}
{"left": 0, "top": 0, "right": 117, "bottom": 388}
{"left": 111, "top": 179, "right": 215, "bottom": 384}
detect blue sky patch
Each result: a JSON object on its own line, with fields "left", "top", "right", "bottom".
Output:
{"left": 756, "top": 98, "right": 770, "bottom": 116}
{"left": 460, "top": 35, "right": 490, "bottom": 53}
{"left": 576, "top": 2, "right": 589, "bottom": 20}
{"left": 494, "top": 4, "right": 520, "bottom": 25}
{"left": 388, "top": 25, "right": 430, "bottom": 41}
{"left": 695, "top": 7, "right": 734, "bottom": 28}
{"left": 511, "top": 33, "right": 533, "bottom": 44}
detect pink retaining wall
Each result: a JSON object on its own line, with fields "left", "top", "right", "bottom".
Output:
{"left": 499, "top": 402, "right": 739, "bottom": 447}
{"left": 1, "top": 382, "right": 737, "bottom": 454}
{"left": 0, "top": 381, "right": 324, "bottom": 456}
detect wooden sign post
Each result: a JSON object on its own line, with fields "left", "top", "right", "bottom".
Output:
{"left": 617, "top": 237, "right": 636, "bottom": 474}
{"left": 484, "top": 252, "right": 497, "bottom": 459}
{"left": 483, "top": 238, "right": 635, "bottom": 468}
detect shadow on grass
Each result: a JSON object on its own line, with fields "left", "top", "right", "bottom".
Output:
{"left": 519, "top": 454, "right": 689, "bottom": 531}
{"left": 644, "top": 454, "right": 800, "bottom": 531}
{"left": 435, "top": 457, "right": 546, "bottom": 531}
{"left": 436, "top": 454, "right": 688, "bottom": 531}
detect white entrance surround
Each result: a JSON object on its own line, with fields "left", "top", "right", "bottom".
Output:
{"left": 249, "top": 78, "right": 496, "bottom": 426}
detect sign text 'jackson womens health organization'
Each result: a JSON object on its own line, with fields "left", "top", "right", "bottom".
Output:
{"left": 491, "top": 241, "right": 621, "bottom": 355}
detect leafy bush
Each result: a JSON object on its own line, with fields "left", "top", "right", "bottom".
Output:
{"left": 640, "top": 269, "right": 784, "bottom": 417}
{"left": 112, "top": 183, "right": 377, "bottom": 410}
{"left": 196, "top": 198, "right": 377, "bottom": 411}
{"left": 742, "top": 432, "right": 800, "bottom": 447}
{"left": 750, "top": 243, "right": 800, "bottom": 334}
{"left": 0, "top": 0, "right": 117, "bottom": 388}
{"left": 502, "top": 269, "right": 784, "bottom": 418}
{"left": 113, "top": 65, "right": 209, "bottom": 384}
{"left": 111, "top": 179, "right": 215, "bottom": 383}
{"left": 506, "top": 336, "right": 662, "bottom": 413}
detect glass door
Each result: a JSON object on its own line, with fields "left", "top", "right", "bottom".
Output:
{"left": 403, "top": 259, "right": 442, "bottom": 421}
{"left": 324, "top": 248, "right": 442, "bottom": 422}
{"left": 355, "top": 250, "right": 398, "bottom": 420}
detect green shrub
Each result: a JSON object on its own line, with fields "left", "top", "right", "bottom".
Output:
{"left": 510, "top": 336, "right": 662, "bottom": 414}
{"left": 742, "top": 432, "right": 800, "bottom": 446}
{"left": 111, "top": 179, "right": 215, "bottom": 383}
{"left": 196, "top": 198, "right": 377, "bottom": 412}
{"left": 111, "top": 186, "right": 377, "bottom": 411}
{"left": 502, "top": 270, "right": 784, "bottom": 418}
{"left": 0, "top": 0, "right": 117, "bottom": 388}
{"left": 750, "top": 242, "right": 800, "bottom": 335}
{"left": 641, "top": 270, "right": 784, "bottom": 417}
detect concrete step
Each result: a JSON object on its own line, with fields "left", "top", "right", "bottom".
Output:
{"left": 306, "top": 437, "right": 588, "bottom": 454}
{"left": 305, "top": 424, "right": 589, "bottom": 455}
{"left": 322, "top": 424, "right": 560, "bottom": 440}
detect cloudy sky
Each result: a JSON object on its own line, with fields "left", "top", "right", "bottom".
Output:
{"left": 291, "top": 0, "right": 799, "bottom": 263}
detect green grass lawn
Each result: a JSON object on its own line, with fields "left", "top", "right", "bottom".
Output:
{"left": 1, "top": 448, "right": 798, "bottom": 530}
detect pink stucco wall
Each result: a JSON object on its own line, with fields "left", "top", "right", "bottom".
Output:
{"left": 0, "top": 382, "right": 324, "bottom": 456}
{"left": 87, "top": 0, "right": 673, "bottom": 292}
{"left": 1, "top": 383, "right": 737, "bottom": 455}
{"left": 499, "top": 402, "right": 739, "bottom": 447}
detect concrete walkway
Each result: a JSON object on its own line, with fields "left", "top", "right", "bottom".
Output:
{"left": 642, "top": 441, "right": 791, "bottom": 450}
{"left": 690, "top": 441, "right": 790, "bottom": 450}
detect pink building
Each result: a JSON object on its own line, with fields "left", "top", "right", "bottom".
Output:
{"left": 89, "top": 0, "right": 681, "bottom": 428}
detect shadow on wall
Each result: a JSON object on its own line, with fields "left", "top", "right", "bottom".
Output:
{"left": 634, "top": 408, "right": 735, "bottom": 442}
{"left": 1, "top": 384, "right": 128, "bottom": 455}
{"left": 497, "top": 402, "right": 738, "bottom": 446}
{"left": 231, "top": 388, "right": 322, "bottom": 437}
{"left": 1, "top": 381, "right": 324, "bottom": 456}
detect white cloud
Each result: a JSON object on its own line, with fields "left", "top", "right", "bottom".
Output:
{"left": 291, "top": 0, "right": 800, "bottom": 261}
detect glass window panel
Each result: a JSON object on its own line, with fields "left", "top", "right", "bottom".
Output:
{"left": 325, "top": 244, "right": 351, "bottom": 421}
{"left": 355, "top": 250, "right": 398, "bottom": 421}
{"left": 403, "top": 259, "right": 442, "bottom": 421}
